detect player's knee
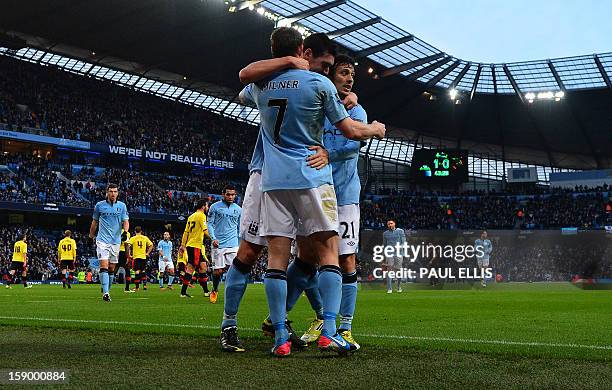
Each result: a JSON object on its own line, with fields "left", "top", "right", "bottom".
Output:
{"left": 237, "top": 243, "right": 261, "bottom": 264}
{"left": 339, "top": 254, "right": 356, "bottom": 273}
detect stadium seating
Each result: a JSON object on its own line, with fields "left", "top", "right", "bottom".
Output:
{"left": 0, "top": 56, "right": 256, "bottom": 164}
{"left": 1, "top": 153, "right": 246, "bottom": 214}
{"left": 362, "top": 190, "right": 612, "bottom": 230}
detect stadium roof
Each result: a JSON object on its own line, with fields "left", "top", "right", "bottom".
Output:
{"left": 243, "top": 0, "right": 612, "bottom": 96}
{"left": 1, "top": 0, "right": 611, "bottom": 170}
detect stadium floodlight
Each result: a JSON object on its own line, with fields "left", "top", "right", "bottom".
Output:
{"left": 537, "top": 91, "right": 554, "bottom": 100}
{"left": 555, "top": 91, "right": 564, "bottom": 99}
{"left": 449, "top": 88, "right": 458, "bottom": 100}
{"left": 248, "top": 4, "right": 254, "bottom": 10}
{"left": 257, "top": 7, "right": 265, "bottom": 15}
{"left": 525, "top": 92, "right": 536, "bottom": 103}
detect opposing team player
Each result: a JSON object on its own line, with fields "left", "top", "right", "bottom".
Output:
{"left": 241, "top": 27, "right": 385, "bottom": 356}
{"left": 176, "top": 239, "right": 189, "bottom": 293}
{"left": 117, "top": 228, "right": 134, "bottom": 292}
{"left": 219, "top": 32, "right": 363, "bottom": 353}
{"left": 297, "top": 55, "right": 366, "bottom": 350}
{"left": 57, "top": 230, "right": 77, "bottom": 289}
{"left": 179, "top": 199, "right": 210, "bottom": 298}
{"left": 5, "top": 234, "right": 31, "bottom": 289}
{"left": 157, "top": 231, "right": 175, "bottom": 290}
{"left": 208, "top": 185, "right": 241, "bottom": 304}
{"left": 128, "top": 226, "right": 153, "bottom": 291}
{"left": 89, "top": 183, "right": 129, "bottom": 302}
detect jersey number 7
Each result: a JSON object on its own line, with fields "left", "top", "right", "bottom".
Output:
{"left": 268, "top": 98, "right": 287, "bottom": 145}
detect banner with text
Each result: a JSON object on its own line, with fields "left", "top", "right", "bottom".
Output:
{"left": 91, "top": 143, "right": 246, "bottom": 170}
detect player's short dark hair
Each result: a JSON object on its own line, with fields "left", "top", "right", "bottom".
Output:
{"left": 163, "top": 231, "right": 171, "bottom": 236}
{"left": 106, "top": 183, "right": 118, "bottom": 191}
{"left": 387, "top": 219, "right": 396, "bottom": 224}
{"left": 330, "top": 54, "right": 355, "bottom": 77}
{"left": 270, "top": 27, "right": 303, "bottom": 58}
{"left": 64, "top": 230, "right": 72, "bottom": 237}
{"left": 195, "top": 199, "right": 208, "bottom": 211}
{"left": 304, "top": 33, "right": 336, "bottom": 59}
{"left": 135, "top": 226, "right": 142, "bottom": 233}
{"left": 224, "top": 185, "right": 236, "bottom": 193}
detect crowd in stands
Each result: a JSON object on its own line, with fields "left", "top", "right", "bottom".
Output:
{"left": 1, "top": 152, "right": 246, "bottom": 214}
{"left": 0, "top": 55, "right": 256, "bottom": 164}
{"left": 361, "top": 189, "right": 612, "bottom": 230}
{"left": 370, "top": 184, "right": 611, "bottom": 197}
{"left": 0, "top": 154, "right": 89, "bottom": 207}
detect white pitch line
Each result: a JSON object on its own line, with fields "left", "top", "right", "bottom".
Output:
{"left": 0, "top": 316, "right": 610, "bottom": 351}
{"left": 356, "top": 332, "right": 612, "bottom": 351}
{"left": 25, "top": 298, "right": 150, "bottom": 303}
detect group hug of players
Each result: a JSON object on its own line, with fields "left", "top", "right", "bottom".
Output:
{"left": 17, "top": 27, "right": 386, "bottom": 358}
{"left": 213, "top": 27, "right": 385, "bottom": 357}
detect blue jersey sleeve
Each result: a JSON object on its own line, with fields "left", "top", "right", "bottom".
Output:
{"left": 327, "top": 105, "right": 367, "bottom": 162}
{"left": 92, "top": 202, "right": 100, "bottom": 221}
{"left": 121, "top": 203, "right": 129, "bottom": 221}
{"left": 157, "top": 240, "right": 162, "bottom": 251}
{"left": 318, "top": 77, "right": 349, "bottom": 126}
{"left": 239, "top": 84, "right": 256, "bottom": 106}
{"left": 350, "top": 105, "right": 367, "bottom": 123}
{"left": 328, "top": 139, "right": 361, "bottom": 163}
{"left": 207, "top": 204, "right": 217, "bottom": 241}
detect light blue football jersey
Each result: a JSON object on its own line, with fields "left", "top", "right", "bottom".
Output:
{"left": 157, "top": 239, "right": 173, "bottom": 260}
{"left": 323, "top": 104, "right": 367, "bottom": 206}
{"left": 92, "top": 200, "right": 129, "bottom": 245}
{"left": 248, "top": 130, "right": 264, "bottom": 174}
{"left": 240, "top": 69, "right": 349, "bottom": 191}
{"left": 207, "top": 200, "right": 241, "bottom": 248}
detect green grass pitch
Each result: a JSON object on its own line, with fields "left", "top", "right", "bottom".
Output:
{"left": 0, "top": 282, "right": 610, "bottom": 389}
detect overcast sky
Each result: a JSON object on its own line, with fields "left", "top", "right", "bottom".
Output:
{"left": 357, "top": 0, "right": 610, "bottom": 63}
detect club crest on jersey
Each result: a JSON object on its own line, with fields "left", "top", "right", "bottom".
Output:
{"left": 248, "top": 221, "right": 259, "bottom": 236}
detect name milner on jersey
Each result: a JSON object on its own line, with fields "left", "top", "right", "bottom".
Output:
{"left": 262, "top": 80, "right": 300, "bottom": 91}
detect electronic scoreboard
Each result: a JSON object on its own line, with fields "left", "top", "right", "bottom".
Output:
{"left": 411, "top": 149, "right": 468, "bottom": 184}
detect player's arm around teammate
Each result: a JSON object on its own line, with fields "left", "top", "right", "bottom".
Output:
{"left": 239, "top": 51, "right": 358, "bottom": 109}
